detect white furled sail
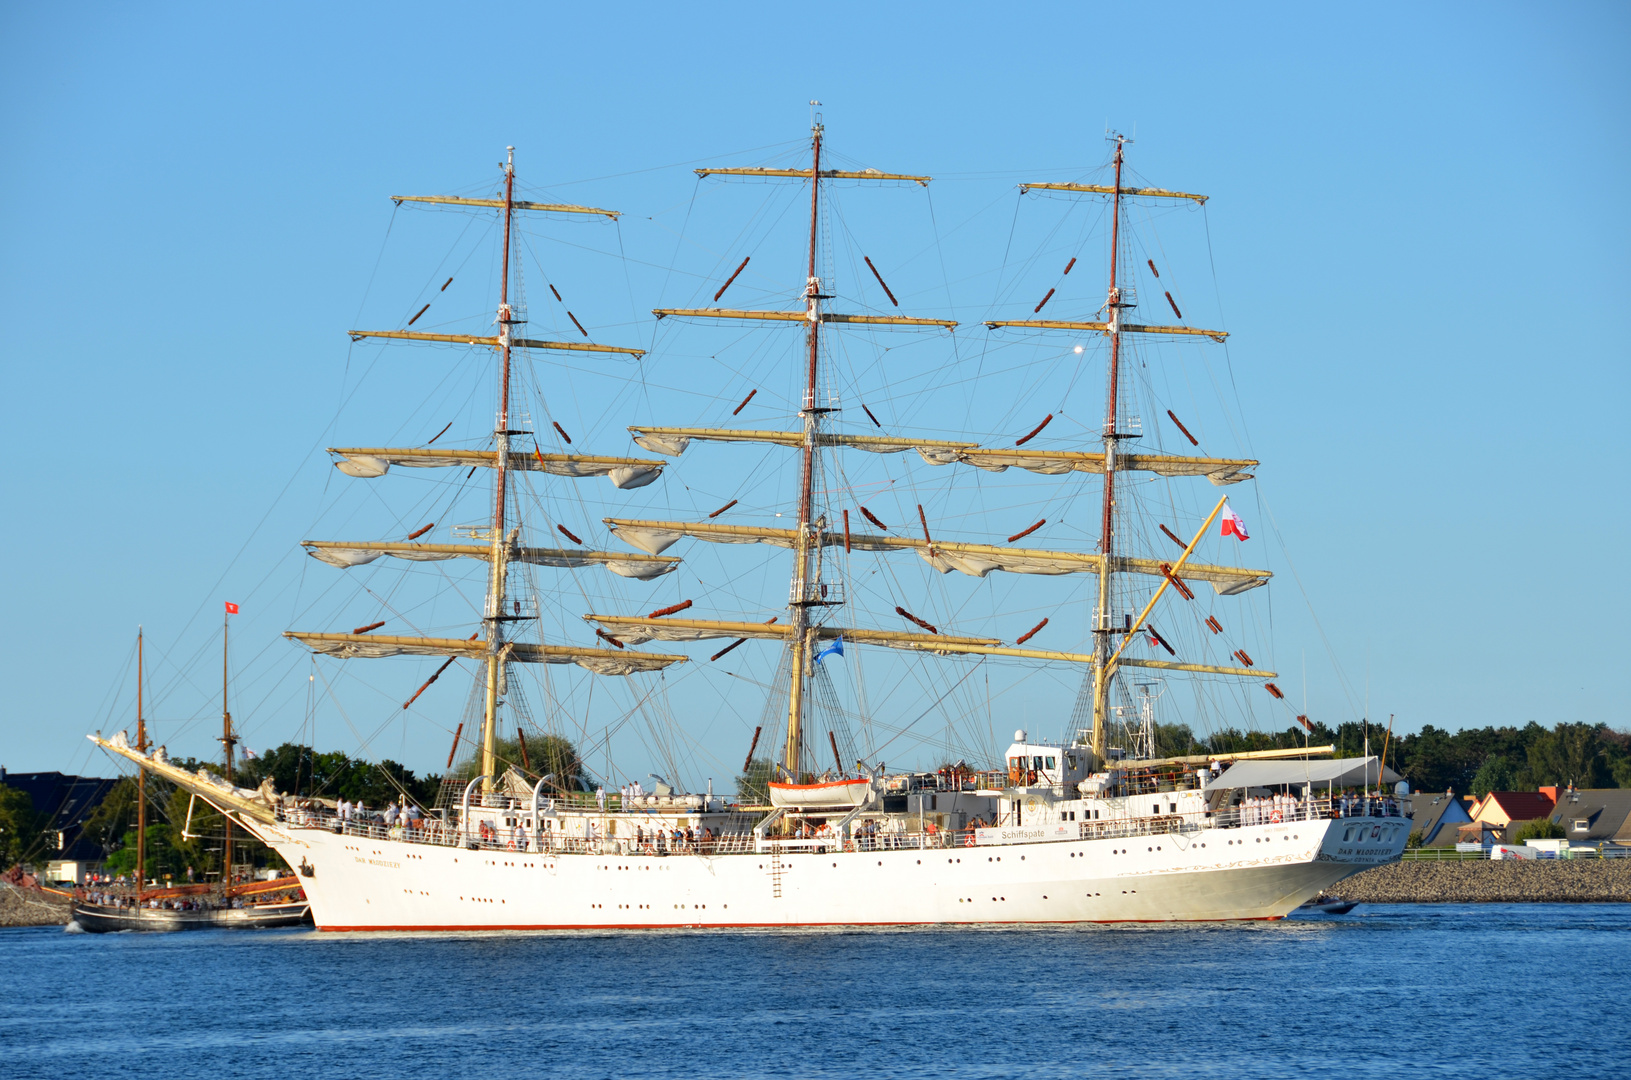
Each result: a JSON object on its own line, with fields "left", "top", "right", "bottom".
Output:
{"left": 301, "top": 540, "right": 679, "bottom": 580}
{"left": 584, "top": 614, "right": 1000, "bottom": 654}
{"left": 284, "top": 632, "right": 686, "bottom": 674}
{"left": 329, "top": 447, "right": 665, "bottom": 489}
{"left": 627, "top": 426, "right": 1255, "bottom": 485}
{"left": 602, "top": 519, "right": 1269, "bottom": 593}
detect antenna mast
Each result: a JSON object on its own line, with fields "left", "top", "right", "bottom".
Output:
{"left": 481, "top": 146, "right": 517, "bottom": 795}
{"left": 1090, "top": 134, "right": 1129, "bottom": 762}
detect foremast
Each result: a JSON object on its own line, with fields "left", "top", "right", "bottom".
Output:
{"left": 284, "top": 147, "right": 690, "bottom": 798}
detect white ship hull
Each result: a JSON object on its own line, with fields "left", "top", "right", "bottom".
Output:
{"left": 241, "top": 815, "right": 1402, "bottom": 930}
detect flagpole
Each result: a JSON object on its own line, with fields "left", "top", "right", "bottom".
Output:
{"left": 1103, "top": 495, "right": 1229, "bottom": 677}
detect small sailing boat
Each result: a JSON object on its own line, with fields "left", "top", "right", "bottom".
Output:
{"left": 74, "top": 626, "right": 310, "bottom": 933}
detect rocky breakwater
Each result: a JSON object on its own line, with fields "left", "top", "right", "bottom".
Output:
{"left": 0, "top": 881, "right": 73, "bottom": 927}
{"left": 1332, "top": 859, "right": 1631, "bottom": 903}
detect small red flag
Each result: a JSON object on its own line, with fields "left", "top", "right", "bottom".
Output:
{"left": 225, "top": 602, "right": 239, "bottom": 614}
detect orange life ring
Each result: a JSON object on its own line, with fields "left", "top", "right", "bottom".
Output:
{"left": 1269, "top": 810, "right": 1283, "bottom": 824}
{"left": 964, "top": 828, "right": 978, "bottom": 848}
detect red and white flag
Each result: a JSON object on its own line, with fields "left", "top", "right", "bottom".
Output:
{"left": 225, "top": 602, "right": 240, "bottom": 614}
{"left": 1220, "top": 503, "right": 1250, "bottom": 541}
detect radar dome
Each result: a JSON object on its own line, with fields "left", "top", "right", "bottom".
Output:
{"left": 1014, "top": 729, "right": 1027, "bottom": 742}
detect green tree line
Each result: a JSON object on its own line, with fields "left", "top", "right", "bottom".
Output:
{"left": 739, "top": 721, "right": 1631, "bottom": 804}
{"left": 3, "top": 734, "right": 593, "bottom": 878}
{"left": 1181, "top": 719, "right": 1631, "bottom": 796}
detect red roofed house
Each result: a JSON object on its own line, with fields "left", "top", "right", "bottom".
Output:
{"left": 1466, "top": 789, "right": 1559, "bottom": 841}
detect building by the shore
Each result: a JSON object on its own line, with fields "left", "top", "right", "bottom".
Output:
{"left": 1454, "top": 789, "right": 1560, "bottom": 848}
{"left": 1408, "top": 791, "right": 1473, "bottom": 846}
{"left": 0, "top": 768, "right": 117, "bottom": 883}
{"left": 1548, "top": 788, "right": 1631, "bottom": 852}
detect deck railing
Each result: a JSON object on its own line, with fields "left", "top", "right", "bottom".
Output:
{"left": 276, "top": 794, "right": 1409, "bottom": 856}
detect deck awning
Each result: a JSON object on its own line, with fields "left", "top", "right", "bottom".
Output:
{"left": 1203, "top": 756, "right": 1401, "bottom": 792}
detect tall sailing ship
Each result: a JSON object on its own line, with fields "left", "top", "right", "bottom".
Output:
{"left": 93, "top": 127, "right": 1405, "bottom": 928}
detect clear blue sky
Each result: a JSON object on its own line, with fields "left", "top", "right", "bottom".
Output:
{"left": 2, "top": 2, "right": 1626, "bottom": 784}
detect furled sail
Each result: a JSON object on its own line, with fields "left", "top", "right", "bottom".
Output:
{"left": 301, "top": 540, "right": 679, "bottom": 580}
{"left": 583, "top": 615, "right": 999, "bottom": 654}
{"left": 651, "top": 308, "right": 957, "bottom": 329}
{"left": 625, "top": 426, "right": 1254, "bottom": 485}
{"left": 1018, "top": 181, "right": 1209, "bottom": 205}
{"left": 602, "top": 519, "right": 1270, "bottom": 595}
{"left": 391, "top": 194, "right": 621, "bottom": 219}
{"left": 329, "top": 447, "right": 666, "bottom": 489}
{"left": 983, "top": 318, "right": 1228, "bottom": 343}
{"left": 696, "top": 167, "right": 933, "bottom": 185}
{"left": 283, "top": 632, "right": 686, "bottom": 675}
{"left": 347, "top": 328, "right": 644, "bottom": 358}
{"left": 1119, "top": 657, "right": 1276, "bottom": 679}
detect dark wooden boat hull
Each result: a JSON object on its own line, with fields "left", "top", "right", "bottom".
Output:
{"left": 71, "top": 900, "right": 311, "bottom": 933}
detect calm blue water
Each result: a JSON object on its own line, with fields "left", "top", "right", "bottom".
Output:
{"left": 3, "top": 905, "right": 1625, "bottom": 1079}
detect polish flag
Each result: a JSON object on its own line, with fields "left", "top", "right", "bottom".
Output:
{"left": 1221, "top": 504, "right": 1250, "bottom": 541}
{"left": 225, "top": 602, "right": 240, "bottom": 614}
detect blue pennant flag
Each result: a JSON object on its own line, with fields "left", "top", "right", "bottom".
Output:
{"left": 814, "top": 635, "right": 845, "bottom": 663}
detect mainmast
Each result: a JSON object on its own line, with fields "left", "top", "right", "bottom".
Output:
{"left": 784, "top": 120, "right": 826, "bottom": 781}
{"left": 628, "top": 127, "right": 952, "bottom": 780}
{"left": 135, "top": 627, "right": 147, "bottom": 899}
{"left": 481, "top": 146, "right": 518, "bottom": 795}
{"left": 285, "top": 150, "right": 687, "bottom": 759}
{"left": 221, "top": 606, "right": 236, "bottom": 887}
{"left": 1089, "top": 135, "right": 1129, "bottom": 762}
